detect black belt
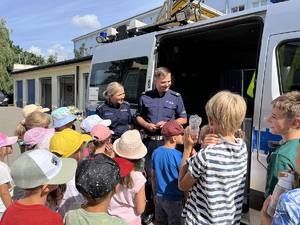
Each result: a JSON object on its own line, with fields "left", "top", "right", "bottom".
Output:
{"left": 144, "top": 134, "right": 163, "bottom": 141}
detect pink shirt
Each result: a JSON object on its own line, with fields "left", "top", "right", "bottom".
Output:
{"left": 108, "top": 171, "right": 146, "bottom": 225}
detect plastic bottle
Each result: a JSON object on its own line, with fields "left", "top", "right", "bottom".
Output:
{"left": 189, "top": 115, "right": 202, "bottom": 136}
{"left": 267, "top": 171, "right": 295, "bottom": 216}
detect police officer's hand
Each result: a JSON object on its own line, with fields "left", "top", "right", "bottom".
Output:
{"left": 147, "top": 123, "right": 158, "bottom": 132}
{"left": 156, "top": 121, "right": 166, "bottom": 129}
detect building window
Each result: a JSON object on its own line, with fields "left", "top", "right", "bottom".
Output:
{"left": 252, "top": 0, "right": 267, "bottom": 7}
{"left": 277, "top": 40, "right": 300, "bottom": 93}
{"left": 231, "top": 5, "right": 245, "bottom": 13}
{"left": 27, "top": 79, "right": 35, "bottom": 104}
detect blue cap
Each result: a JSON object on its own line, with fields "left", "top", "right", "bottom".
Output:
{"left": 51, "top": 107, "right": 76, "bottom": 128}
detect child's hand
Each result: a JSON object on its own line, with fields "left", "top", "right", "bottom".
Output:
{"left": 201, "top": 134, "right": 221, "bottom": 148}
{"left": 105, "top": 143, "right": 115, "bottom": 158}
{"left": 260, "top": 196, "right": 272, "bottom": 225}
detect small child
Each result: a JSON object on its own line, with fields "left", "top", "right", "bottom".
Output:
{"left": 178, "top": 91, "right": 248, "bottom": 225}
{"left": 0, "top": 133, "right": 17, "bottom": 218}
{"left": 80, "top": 115, "right": 111, "bottom": 134}
{"left": 151, "top": 120, "right": 185, "bottom": 225}
{"left": 87, "top": 124, "right": 114, "bottom": 158}
{"left": 108, "top": 130, "right": 147, "bottom": 225}
{"left": 265, "top": 91, "right": 300, "bottom": 197}
{"left": 0, "top": 149, "right": 77, "bottom": 225}
{"left": 64, "top": 153, "right": 126, "bottom": 225}
{"left": 51, "top": 107, "right": 77, "bottom": 132}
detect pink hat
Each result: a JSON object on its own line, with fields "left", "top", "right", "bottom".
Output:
{"left": 90, "top": 125, "right": 113, "bottom": 141}
{"left": 24, "top": 128, "right": 55, "bottom": 149}
{"left": 0, "top": 132, "right": 18, "bottom": 148}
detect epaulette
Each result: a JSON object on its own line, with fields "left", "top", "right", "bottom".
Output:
{"left": 169, "top": 90, "right": 181, "bottom": 97}
{"left": 123, "top": 101, "right": 130, "bottom": 106}
{"left": 96, "top": 103, "right": 105, "bottom": 110}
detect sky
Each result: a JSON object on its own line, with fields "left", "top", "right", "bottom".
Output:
{"left": 0, "top": 0, "right": 164, "bottom": 61}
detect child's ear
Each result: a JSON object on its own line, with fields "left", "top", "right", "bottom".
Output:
{"left": 114, "top": 184, "right": 121, "bottom": 194}
{"left": 292, "top": 117, "right": 300, "bottom": 128}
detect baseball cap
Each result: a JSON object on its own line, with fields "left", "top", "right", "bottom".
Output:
{"left": 24, "top": 128, "right": 55, "bottom": 149}
{"left": 50, "top": 128, "right": 92, "bottom": 157}
{"left": 0, "top": 132, "right": 18, "bottom": 148}
{"left": 23, "top": 104, "right": 50, "bottom": 118}
{"left": 161, "top": 120, "right": 184, "bottom": 137}
{"left": 113, "top": 130, "right": 147, "bottom": 160}
{"left": 90, "top": 124, "right": 113, "bottom": 141}
{"left": 51, "top": 107, "right": 76, "bottom": 129}
{"left": 113, "top": 157, "right": 134, "bottom": 177}
{"left": 11, "top": 149, "right": 77, "bottom": 189}
{"left": 76, "top": 153, "right": 120, "bottom": 199}
{"left": 80, "top": 115, "right": 111, "bottom": 133}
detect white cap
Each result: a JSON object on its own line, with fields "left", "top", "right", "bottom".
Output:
{"left": 80, "top": 115, "right": 111, "bottom": 133}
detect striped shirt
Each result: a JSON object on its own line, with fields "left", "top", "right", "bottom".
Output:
{"left": 182, "top": 138, "right": 248, "bottom": 225}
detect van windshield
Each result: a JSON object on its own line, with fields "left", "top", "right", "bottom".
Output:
{"left": 89, "top": 57, "right": 148, "bottom": 105}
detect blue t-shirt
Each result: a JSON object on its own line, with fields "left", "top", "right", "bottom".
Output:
{"left": 272, "top": 188, "right": 300, "bottom": 225}
{"left": 151, "top": 146, "right": 183, "bottom": 201}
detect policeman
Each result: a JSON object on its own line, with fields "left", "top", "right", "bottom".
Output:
{"left": 136, "top": 67, "right": 187, "bottom": 224}
{"left": 96, "top": 82, "right": 132, "bottom": 142}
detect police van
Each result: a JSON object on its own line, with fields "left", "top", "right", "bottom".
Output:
{"left": 87, "top": 0, "right": 300, "bottom": 213}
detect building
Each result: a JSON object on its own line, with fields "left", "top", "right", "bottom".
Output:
{"left": 12, "top": 56, "right": 92, "bottom": 111}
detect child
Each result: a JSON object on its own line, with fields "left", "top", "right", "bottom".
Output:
{"left": 151, "top": 120, "right": 185, "bottom": 225}
{"left": 178, "top": 91, "right": 248, "bottom": 225}
{"left": 108, "top": 130, "right": 147, "bottom": 225}
{"left": 80, "top": 115, "right": 111, "bottom": 134}
{"left": 24, "top": 127, "right": 55, "bottom": 150}
{"left": 0, "top": 149, "right": 77, "bottom": 225}
{"left": 0, "top": 133, "right": 17, "bottom": 218}
{"left": 265, "top": 91, "right": 300, "bottom": 197}
{"left": 51, "top": 107, "right": 77, "bottom": 132}
{"left": 49, "top": 128, "right": 92, "bottom": 217}
{"left": 87, "top": 124, "right": 114, "bottom": 158}
{"left": 64, "top": 153, "right": 126, "bottom": 225}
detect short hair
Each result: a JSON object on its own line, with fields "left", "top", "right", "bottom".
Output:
{"left": 271, "top": 91, "right": 300, "bottom": 119}
{"left": 154, "top": 67, "right": 171, "bottom": 79}
{"left": 102, "top": 82, "right": 124, "bottom": 101}
{"left": 205, "top": 91, "right": 246, "bottom": 135}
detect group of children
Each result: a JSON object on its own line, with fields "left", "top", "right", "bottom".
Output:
{"left": 0, "top": 90, "right": 300, "bottom": 224}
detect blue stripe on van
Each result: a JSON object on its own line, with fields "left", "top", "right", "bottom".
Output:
{"left": 252, "top": 128, "right": 282, "bottom": 154}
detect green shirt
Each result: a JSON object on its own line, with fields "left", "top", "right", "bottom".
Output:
{"left": 265, "top": 139, "right": 299, "bottom": 197}
{"left": 65, "top": 208, "right": 127, "bottom": 225}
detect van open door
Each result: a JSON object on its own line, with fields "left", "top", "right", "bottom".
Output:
{"left": 86, "top": 32, "right": 157, "bottom": 115}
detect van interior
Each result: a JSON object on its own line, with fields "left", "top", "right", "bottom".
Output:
{"left": 156, "top": 17, "right": 264, "bottom": 211}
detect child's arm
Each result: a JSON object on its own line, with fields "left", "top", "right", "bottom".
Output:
{"left": 0, "top": 183, "right": 12, "bottom": 207}
{"left": 135, "top": 184, "right": 146, "bottom": 215}
{"left": 178, "top": 127, "right": 196, "bottom": 191}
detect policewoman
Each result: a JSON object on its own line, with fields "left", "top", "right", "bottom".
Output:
{"left": 96, "top": 82, "right": 132, "bottom": 142}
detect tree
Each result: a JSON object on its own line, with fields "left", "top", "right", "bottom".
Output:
{"left": 13, "top": 45, "right": 45, "bottom": 65}
{"left": 46, "top": 54, "right": 58, "bottom": 64}
{"left": 0, "top": 19, "right": 15, "bottom": 94}
{"left": 74, "top": 43, "right": 85, "bottom": 58}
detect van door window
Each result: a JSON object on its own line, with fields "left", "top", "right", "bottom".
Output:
{"left": 278, "top": 40, "right": 300, "bottom": 92}
{"left": 89, "top": 57, "right": 148, "bottom": 104}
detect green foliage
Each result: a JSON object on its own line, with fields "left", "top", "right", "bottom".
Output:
{"left": 74, "top": 43, "right": 85, "bottom": 58}
{"left": 0, "top": 19, "right": 15, "bottom": 94}
{"left": 13, "top": 45, "right": 45, "bottom": 65}
{"left": 46, "top": 54, "right": 58, "bottom": 64}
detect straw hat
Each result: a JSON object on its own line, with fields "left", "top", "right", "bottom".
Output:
{"left": 113, "top": 130, "right": 147, "bottom": 160}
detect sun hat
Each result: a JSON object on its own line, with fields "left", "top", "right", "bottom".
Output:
{"left": 161, "top": 120, "right": 184, "bottom": 137}
{"left": 113, "top": 157, "right": 134, "bottom": 177}
{"left": 24, "top": 128, "right": 55, "bottom": 149}
{"left": 51, "top": 107, "right": 77, "bottom": 129}
{"left": 80, "top": 115, "right": 111, "bottom": 133}
{"left": 90, "top": 124, "right": 113, "bottom": 141}
{"left": 113, "top": 130, "right": 147, "bottom": 160}
{"left": 0, "top": 132, "right": 18, "bottom": 148}
{"left": 10, "top": 149, "right": 77, "bottom": 189}
{"left": 50, "top": 128, "right": 92, "bottom": 157}
{"left": 23, "top": 104, "right": 50, "bottom": 118}
{"left": 76, "top": 153, "right": 120, "bottom": 199}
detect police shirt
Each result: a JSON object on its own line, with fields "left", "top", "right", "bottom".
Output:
{"left": 136, "top": 89, "right": 187, "bottom": 134}
{"left": 96, "top": 101, "right": 132, "bottom": 138}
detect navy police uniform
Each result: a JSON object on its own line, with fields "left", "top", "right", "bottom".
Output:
{"left": 96, "top": 101, "right": 132, "bottom": 140}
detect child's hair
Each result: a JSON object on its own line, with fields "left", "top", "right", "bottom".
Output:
{"left": 15, "top": 112, "right": 51, "bottom": 139}
{"left": 234, "top": 129, "right": 245, "bottom": 139}
{"left": 205, "top": 91, "right": 246, "bottom": 135}
{"left": 199, "top": 125, "right": 210, "bottom": 142}
{"left": 119, "top": 159, "right": 142, "bottom": 189}
{"left": 46, "top": 184, "right": 67, "bottom": 209}
{"left": 271, "top": 91, "right": 300, "bottom": 119}
{"left": 86, "top": 139, "right": 107, "bottom": 155}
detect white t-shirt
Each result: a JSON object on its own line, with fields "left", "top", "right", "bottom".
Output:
{"left": 0, "top": 161, "right": 13, "bottom": 213}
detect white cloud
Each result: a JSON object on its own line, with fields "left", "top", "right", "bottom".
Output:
{"left": 46, "top": 43, "right": 68, "bottom": 61}
{"left": 71, "top": 14, "right": 101, "bottom": 29}
{"left": 28, "top": 45, "right": 42, "bottom": 56}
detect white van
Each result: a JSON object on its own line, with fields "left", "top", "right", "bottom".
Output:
{"left": 87, "top": 0, "right": 300, "bottom": 212}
